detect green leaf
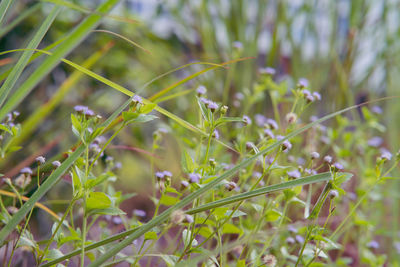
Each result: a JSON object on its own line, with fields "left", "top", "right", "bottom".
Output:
{"left": 87, "top": 207, "right": 125, "bottom": 217}
{"left": 265, "top": 209, "right": 282, "bottom": 222}
{"left": 140, "top": 103, "right": 157, "bottom": 114}
{"left": 86, "top": 192, "right": 112, "bottom": 212}
{"left": 159, "top": 194, "right": 179, "bottom": 206}
{"left": 222, "top": 223, "right": 241, "bottom": 234}
{"left": 181, "top": 148, "right": 195, "bottom": 173}
{"left": 43, "top": 249, "right": 64, "bottom": 261}
{"left": 144, "top": 231, "right": 158, "bottom": 240}
{"left": 160, "top": 255, "right": 179, "bottom": 266}
{"left": 71, "top": 114, "right": 82, "bottom": 138}
{"left": 0, "top": 124, "right": 11, "bottom": 134}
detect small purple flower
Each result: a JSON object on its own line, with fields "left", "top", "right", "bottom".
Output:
{"left": 184, "top": 214, "right": 194, "bottom": 223}
{"left": 234, "top": 92, "right": 244, "bottom": 101}
{"left": 232, "top": 41, "right": 243, "bottom": 50}
{"left": 74, "top": 105, "right": 88, "bottom": 113}
{"left": 298, "top": 78, "right": 309, "bottom": 88}
{"left": 295, "top": 235, "right": 305, "bottom": 243}
{"left": 200, "top": 97, "right": 211, "bottom": 106}
{"left": 371, "top": 106, "right": 383, "bottom": 114}
{"left": 163, "top": 171, "right": 172, "bottom": 178}
{"left": 207, "top": 101, "right": 218, "bottom": 112}
{"left": 255, "top": 114, "right": 267, "bottom": 127}
{"left": 288, "top": 225, "right": 298, "bottom": 233}
{"left": 155, "top": 171, "right": 165, "bottom": 180}
{"left": 212, "top": 129, "right": 220, "bottom": 139}
{"left": 368, "top": 136, "right": 383, "bottom": 147}
{"left": 52, "top": 161, "right": 61, "bottom": 168}
{"left": 83, "top": 108, "right": 95, "bottom": 117}
{"left": 264, "top": 129, "right": 275, "bottom": 139}
{"left": 380, "top": 150, "right": 392, "bottom": 161}
{"left": 20, "top": 167, "right": 33, "bottom": 175}
{"left": 189, "top": 173, "right": 201, "bottom": 183}
{"left": 287, "top": 170, "right": 301, "bottom": 179}
{"left": 305, "top": 94, "right": 315, "bottom": 103}
{"left": 367, "top": 240, "right": 379, "bottom": 249}
{"left": 181, "top": 180, "right": 189, "bottom": 189}
{"left": 242, "top": 115, "right": 252, "bottom": 126}
{"left": 286, "top": 237, "right": 295, "bottom": 244}
{"left": 266, "top": 119, "right": 278, "bottom": 130}
{"left": 332, "top": 162, "right": 344, "bottom": 171}
{"left": 196, "top": 85, "right": 207, "bottom": 96}
{"left": 133, "top": 209, "right": 146, "bottom": 217}
{"left": 132, "top": 95, "right": 143, "bottom": 105}
{"left": 281, "top": 140, "right": 292, "bottom": 152}
{"left": 112, "top": 216, "right": 123, "bottom": 224}
{"left": 259, "top": 67, "right": 276, "bottom": 76}
{"left": 310, "top": 152, "right": 320, "bottom": 159}
{"left": 12, "top": 111, "right": 20, "bottom": 118}
{"left": 35, "top": 156, "right": 45, "bottom": 165}
{"left": 265, "top": 157, "right": 274, "bottom": 165}
{"left": 312, "top": 92, "right": 321, "bottom": 101}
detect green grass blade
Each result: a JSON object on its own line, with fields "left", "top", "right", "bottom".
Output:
{"left": 148, "top": 57, "right": 253, "bottom": 101}
{"left": 0, "top": 5, "right": 62, "bottom": 108}
{"left": 0, "top": 3, "right": 41, "bottom": 38}
{"left": 10, "top": 43, "right": 113, "bottom": 147}
{"left": 0, "top": 0, "right": 12, "bottom": 25}
{"left": 93, "top": 29, "right": 151, "bottom": 54}
{"left": 87, "top": 102, "right": 369, "bottom": 266}
{"left": 185, "top": 172, "right": 348, "bottom": 215}
{"left": 0, "top": 0, "right": 120, "bottom": 122}
{"left": 0, "top": 145, "right": 86, "bottom": 244}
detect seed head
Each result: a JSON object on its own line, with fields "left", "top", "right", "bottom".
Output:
{"left": 310, "top": 152, "right": 320, "bottom": 160}
{"left": 225, "top": 181, "right": 237, "bottom": 191}
{"left": 171, "top": 210, "right": 185, "bottom": 224}
{"left": 262, "top": 254, "right": 277, "bottom": 267}
{"left": 323, "top": 155, "right": 332, "bottom": 164}
{"left": 285, "top": 112, "right": 297, "bottom": 124}
{"left": 52, "top": 161, "right": 61, "bottom": 168}
{"left": 35, "top": 156, "right": 46, "bottom": 165}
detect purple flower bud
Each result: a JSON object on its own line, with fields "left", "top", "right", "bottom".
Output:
{"left": 207, "top": 101, "right": 218, "bottom": 112}
{"left": 367, "top": 240, "right": 379, "bottom": 249}
{"left": 255, "top": 114, "right": 267, "bottom": 127}
{"left": 264, "top": 129, "right": 275, "bottom": 139}
{"left": 184, "top": 214, "right": 194, "bottom": 223}
{"left": 371, "top": 106, "right": 383, "bottom": 114}
{"left": 212, "top": 129, "right": 220, "bottom": 139}
{"left": 266, "top": 119, "right": 278, "bottom": 130}
{"left": 312, "top": 92, "right": 321, "bottom": 101}
{"left": 242, "top": 115, "right": 252, "bottom": 126}
{"left": 35, "top": 156, "right": 46, "bottom": 165}
{"left": 281, "top": 140, "right": 292, "bottom": 152}
{"left": 287, "top": 170, "right": 301, "bottom": 179}
{"left": 295, "top": 235, "right": 305, "bottom": 243}
{"left": 323, "top": 155, "right": 332, "bottom": 163}
{"left": 380, "top": 150, "right": 392, "bottom": 161}
{"left": 306, "top": 94, "right": 315, "bottom": 103}
{"left": 52, "top": 161, "right": 61, "bottom": 168}
{"left": 155, "top": 171, "right": 165, "bottom": 180}
{"left": 74, "top": 105, "right": 88, "bottom": 113}
{"left": 196, "top": 85, "right": 207, "bottom": 96}
{"left": 163, "top": 171, "right": 172, "bottom": 178}
{"left": 133, "top": 209, "right": 146, "bottom": 217}
{"left": 112, "top": 216, "right": 123, "bottom": 224}
{"left": 200, "top": 97, "right": 211, "bottom": 106}
{"left": 332, "top": 162, "right": 344, "bottom": 171}
{"left": 234, "top": 92, "right": 244, "bottom": 101}
{"left": 288, "top": 225, "right": 298, "bottom": 233}
{"left": 20, "top": 167, "right": 32, "bottom": 175}
{"left": 310, "top": 152, "right": 320, "bottom": 159}
{"left": 259, "top": 67, "right": 276, "bottom": 76}
{"left": 298, "top": 78, "right": 309, "bottom": 88}
{"left": 367, "top": 136, "right": 383, "bottom": 147}
{"left": 232, "top": 41, "right": 243, "bottom": 50}
{"left": 286, "top": 237, "right": 295, "bottom": 244}
{"left": 189, "top": 173, "right": 201, "bottom": 183}
{"left": 12, "top": 111, "right": 20, "bottom": 118}
{"left": 132, "top": 95, "right": 143, "bottom": 105}
{"left": 181, "top": 180, "right": 189, "bottom": 189}
{"left": 83, "top": 108, "right": 95, "bottom": 117}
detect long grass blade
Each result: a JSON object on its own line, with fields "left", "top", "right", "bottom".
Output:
{"left": 0, "top": 0, "right": 12, "bottom": 25}
{"left": 0, "top": 5, "right": 62, "bottom": 108}
{"left": 0, "top": 0, "right": 120, "bottom": 122}
{"left": 0, "top": 3, "right": 41, "bottom": 38}
{"left": 93, "top": 29, "right": 151, "bottom": 54}
{"left": 186, "top": 172, "right": 351, "bottom": 214}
